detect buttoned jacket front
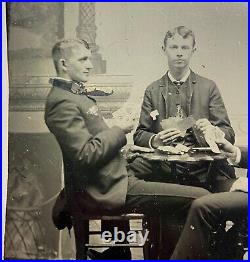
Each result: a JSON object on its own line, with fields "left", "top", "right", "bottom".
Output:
{"left": 45, "top": 83, "right": 128, "bottom": 213}
{"left": 134, "top": 71, "right": 235, "bottom": 147}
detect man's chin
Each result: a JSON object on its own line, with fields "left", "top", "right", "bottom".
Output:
{"left": 173, "top": 65, "right": 185, "bottom": 70}
{"left": 172, "top": 63, "right": 187, "bottom": 69}
{"left": 74, "top": 78, "right": 88, "bottom": 83}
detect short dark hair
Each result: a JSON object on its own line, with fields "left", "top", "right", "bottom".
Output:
{"left": 163, "top": 26, "right": 196, "bottom": 50}
{"left": 51, "top": 39, "right": 90, "bottom": 74}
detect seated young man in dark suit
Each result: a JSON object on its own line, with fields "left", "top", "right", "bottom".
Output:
{"left": 44, "top": 39, "right": 211, "bottom": 259}
{"left": 132, "top": 26, "right": 235, "bottom": 188}
{"left": 171, "top": 138, "right": 248, "bottom": 259}
{"left": 131, "top": 25, "right": 237, "bottom": 259}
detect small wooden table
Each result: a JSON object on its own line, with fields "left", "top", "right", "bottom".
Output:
{"left": 127, "top": 148, "right": 226, "bottom": 176}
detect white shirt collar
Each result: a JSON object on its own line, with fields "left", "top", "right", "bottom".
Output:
{"left": 168, "top": 69, "right": 191, "bottom": 84}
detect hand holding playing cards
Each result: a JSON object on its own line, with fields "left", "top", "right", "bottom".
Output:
{"left": 195, "top": 118, "right": 213, "bottom": 135}
{"left": 152, "top": 128, "right": 182, "bottom": 148}
{"left": 215, "top": 136, "right": 237, "bottom": 162}
{"left": 118, "top": 118, "right": 136, "bottom": 134}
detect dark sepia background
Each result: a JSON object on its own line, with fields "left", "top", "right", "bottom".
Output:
{"left": 3, "top": 2, "right": 247, "bottom": 259}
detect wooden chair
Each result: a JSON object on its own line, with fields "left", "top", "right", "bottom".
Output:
{"left": 72, "top": 213, "right": 153, "bottom": 260}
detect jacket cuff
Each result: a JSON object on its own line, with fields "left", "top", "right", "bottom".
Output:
{"left": 149, "top": 134, "right": 157, "bottom": 149}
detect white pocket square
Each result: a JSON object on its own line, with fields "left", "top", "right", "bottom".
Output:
{"left": 150, "top": 110, "right": 159, "bottom": 120}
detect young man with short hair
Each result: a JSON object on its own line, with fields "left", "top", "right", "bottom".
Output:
{"left": 132, "top": 26, "right": 237, "bottom": 258}
{"left": 133, "top": 25, "right": 235, "bottom": 188}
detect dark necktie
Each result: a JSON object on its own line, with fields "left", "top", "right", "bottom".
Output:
{"left": 173, "top": 81, "right": 184, "bottom": 95}
{"left": 173, "top": 81, "right": 184, "bottom": 86}
{"left": 172, "top": 81, "right": 184, "bottom": 117}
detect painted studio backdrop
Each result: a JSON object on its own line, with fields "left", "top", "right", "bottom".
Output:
{"left": 4, "top": 2, "right": 247, "bottom": 259}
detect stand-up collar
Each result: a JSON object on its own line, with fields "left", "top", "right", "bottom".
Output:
{"left": 168, "top": 69, "right": 191, "bottom": 84}
{"left": 49, "top": 77, "right": 87, "bottom": 95}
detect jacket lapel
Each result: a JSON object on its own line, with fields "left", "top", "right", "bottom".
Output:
{"left": 159, "top": 70, "right": 197, "bottom": 118}
{"left": 187, "top": 71, "right": 197, "bottom": 116}
{"left": 159, "top": 73, "right": 169, "bottom": 118}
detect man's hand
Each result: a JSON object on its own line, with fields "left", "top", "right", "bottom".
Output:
{"left": 215, "top": 137, "right": 237, "bottom": 162}
{"left": 152, "top": 128, "right": 182, "bottom": 148}
{"left": 195, "top": 118, "right": 213, "bottom": 135}
{"left": 230, "top": 177, "right": 248, "bottom": 193}
{"left": 119, "top": 121, "right": 135, "bottom": 134}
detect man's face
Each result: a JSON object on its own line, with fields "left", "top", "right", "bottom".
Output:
{"left": 64, "top": 44, "right": 93, "bottom": 83}
{"left": 164, "top": 34, "right": 195, "bottom": 70}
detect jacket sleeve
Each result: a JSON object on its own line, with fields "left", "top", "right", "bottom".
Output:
{"left": 133, "top": 88, "right": 156, "bottom": 147}
{"left": 209, "top": 83, "right": 235, "bottom": 144}
{"left": 45, "top": 100, "right": 127, "bottom": 168}
{"left": 239, "top": 146, "right": 248, "bottom": 169}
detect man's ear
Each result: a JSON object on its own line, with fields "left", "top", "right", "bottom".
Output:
{"left": 192, "top": 47, "right": 197, "bottom": 54}
{"left": 162, "top": 45, "right": 166, "bottom": 52}
{"left": 59, "top": 59, "right": 67, "bottom": 72}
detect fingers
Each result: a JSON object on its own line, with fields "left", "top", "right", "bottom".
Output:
{"left": 215, "top": 137, "right": 226, "bottom": 145}
{"left": 121, "top": 122, "right": 135, "bottom": 134}
{"left": 220, "top": 150, "right": 237, "bottom": 161}
{"left": 157, "top": 129, "right": 182, "bottom": 144}
{"left": 158, "top": 128, "right": 181, "bottom": 136}
{"left": 217, "top": 139, "right": 235, "bottom": 154}
{"left": 159, "top": 128, "right": 181, "bottom": 138}
{"left": 128, "top": 124, "right": 135, "bottom": 131}
{"left": 125, "top": 126, "right": 134, "bottom": 134}
{"left": 215, "top": 137, "right": 228, "bottom": 146}
{"left": 195, "top": 119, "right": 213, "bottom": 136}
{"left": 199, "top": 126, "right": 213, "bottom": 134}
{"left": 160, "top": 130, "right": 181, "bottom": 140}
{"left": 162, "top": 133, "right": 181, "bottom": 143}
{"left": 220, "top": 150, "right": 233, "bottom": 157}
{"left": 196, "top": 118, "right": 210, "bottom": 126}
{"left": 195, "top": 119, "right": 212, "bottom": 131}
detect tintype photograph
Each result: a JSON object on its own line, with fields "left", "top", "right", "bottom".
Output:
{"left": 3, "top": 2, "right": 248, "bottom": 260}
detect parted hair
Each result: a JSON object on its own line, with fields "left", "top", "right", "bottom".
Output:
{"left": 163, "top": 26, "right": 196, "bottom": 50}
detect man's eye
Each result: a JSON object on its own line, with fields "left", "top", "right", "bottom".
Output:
{"left": 79, "top": 57, "right": 88, "bottom": 62}
{"left": 182, "top": 46, "right": 190, "bottom": 50}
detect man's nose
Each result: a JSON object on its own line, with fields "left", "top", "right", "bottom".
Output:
{"left": 176, "top": 53, "right": 183, "bottom": 58}
{"left": 87, "top": 59, "right": 94, "bottom": 69}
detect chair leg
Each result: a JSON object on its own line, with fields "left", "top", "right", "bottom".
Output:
{"left": 73, "top": 219, "right": 89, "bottom": 260}
{"left": 142, "top": 217, "right": 159, "bottom": 259}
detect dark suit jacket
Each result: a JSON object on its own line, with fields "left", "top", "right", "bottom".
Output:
{"left": 239, "top": 146, "right": 248, "bottom": 169}
{"left": 45, "top": 83, "right": 128, "bottom": 213}
{"left": 134, "top": 71, "right": 235, "bottom": 147}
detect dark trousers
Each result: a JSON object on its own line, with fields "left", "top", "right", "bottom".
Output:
{"left": 101, "top": 171, "right": 210, "bottom": 244}
{"left": 170, "top": 190, "right": 248, "bottom": 259}
{"left": 128, "top": 156, "right": 235, "bottom": 188}
{"left": 69, "top": 157, "right": 233, "bottom": 258}
{"left": 70, "top": 172, "right": 210, "bottom": 217}
{"left": 70, "top": 172, "right": 210, "bottom": 258}
{"left": 122, "top": 173, "right": 210, "bottom": 215}
{"left": 124, "top": 156, "right": 238, "bottom": 258}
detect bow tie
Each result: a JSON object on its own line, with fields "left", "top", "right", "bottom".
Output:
{"left": 71, "top": 82, "right": 114, "bottom": 96}
{"left": 173, "top": 81, "right": 184, "bottom": 86}
{"left": 70, "top": 81, "right": 87, "bottom": 95}
{"left": 50, "top": 78, "right": 114, "bottom": 96}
